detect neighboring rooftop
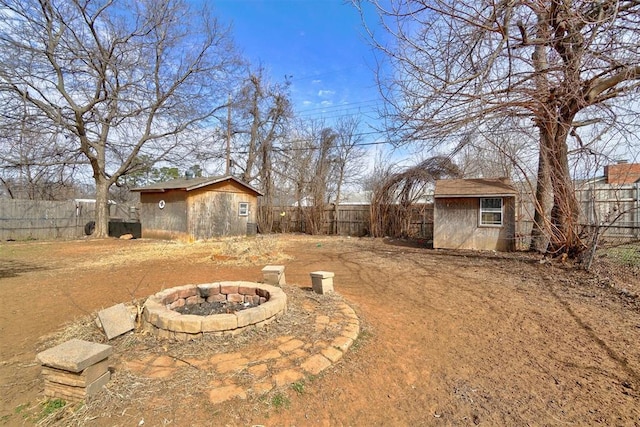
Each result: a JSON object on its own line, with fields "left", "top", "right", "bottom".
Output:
{"left": 131, "top": 175, "right": 263, "bottom": 195}
{"left": 434, "top": 178, "right": 517, "bottom": 198}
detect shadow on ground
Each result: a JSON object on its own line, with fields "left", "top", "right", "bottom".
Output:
{"left": 0, "top": 259, "right": 48, "bottom": 278}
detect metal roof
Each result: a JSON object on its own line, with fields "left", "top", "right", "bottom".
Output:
{"left": 434, "top": 178, "right": 517, "bottom": 198}
{"left": 130, "top": 175, "right": 263, "bottom": 196}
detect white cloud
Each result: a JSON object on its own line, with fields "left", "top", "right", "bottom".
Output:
{"left": 321, "top": 100, "right": 333, "bottom": 106}
{"left": 318, "top": 89, "right": 335, "bottom": 98}
{"left": 312, "top": 79, "right": 322, "bottom": 84}
{"left": 302, "top": 100, "right": 313, "bottom": 106}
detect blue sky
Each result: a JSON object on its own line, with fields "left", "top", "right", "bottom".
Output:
{"left": 211, "top": 0, "right": 384, "bottom": 129}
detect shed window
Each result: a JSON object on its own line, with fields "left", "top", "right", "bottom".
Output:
{"left": 480, "top": 198, "right": 503, "bottom": 226}
{"left": 238, "top": 202, "right": 249, "bottom": 217}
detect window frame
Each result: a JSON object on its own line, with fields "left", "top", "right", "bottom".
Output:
{"left": 479, "top": 197, "right": 503, "bottom": 227}
{"left": 238, "top": 202, "right": 249, "bottom": 217}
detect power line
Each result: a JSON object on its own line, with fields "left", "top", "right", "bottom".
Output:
{"left": 295, "top": 107, "right": 381, "bottom": 121}
{"left": 230, "top": 135, "right": 401, "bottom": 155}
{"left": 295, "top": 98, "right": 381, "bottom": 115}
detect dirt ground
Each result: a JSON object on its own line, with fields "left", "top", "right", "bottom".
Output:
{"left": 1, "top": 235, "right": 639, "bottom": 426}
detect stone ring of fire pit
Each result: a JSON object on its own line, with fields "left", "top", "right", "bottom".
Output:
{"left": 142, "top": 282, "right": 287, "bottom": 341}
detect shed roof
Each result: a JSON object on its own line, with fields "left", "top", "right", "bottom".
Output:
{"left": 434, "top": 178, "right": 517, "bottom": 198}
{"left": 131, "top": 175, "right": 263, "bottom": 196}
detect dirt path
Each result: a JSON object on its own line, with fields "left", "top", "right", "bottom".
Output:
{"left": 1, "top": 236, "right": 639, "bottom": 426}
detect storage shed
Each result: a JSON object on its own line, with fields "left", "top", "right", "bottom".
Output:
{"left": 433, "top": 178, "right": 517, "bottom": 251}
{"left": 132, "top": 175, "right": 262, "bottom": 240}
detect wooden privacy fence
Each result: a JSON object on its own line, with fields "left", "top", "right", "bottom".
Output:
{"left": 263, "top": 204, "right": 435, "bottom": 239}
{"left": 516, "top": 182, "right": 640, "bottom": 248}
{"left": 0, "top": 199, "right": 107, "bottom": 240}
{"left": 577, "top": 183, "right": 640, "bottom": 240}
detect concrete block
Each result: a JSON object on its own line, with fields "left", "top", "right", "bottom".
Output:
{"left": 310, "top": 271, "right": 335, "bottom": 294}
{"left": 185, "top": 295, "right": 203, "bottom": 305}
{"left": 174, "top": 285, "right": 197, "bottom": 299}
{"left": 201, "top": 313, "right": 238, "bottom": 332}
{"left": 236, "top": 306, "right": 268, "bottom": 328}
{"left": 238, "top": 285, "right": 257, "bottom": 296}
{"left": 156, "top": 310, "right": 181, "bottom": 330}
{"left": 97, "top": 303, "right": 135, "bottom": 340}
{"left": 207, "top": 294, "right": 227, "bottom": 303}
{"left": 220, "top": 284, "right": 239, "bottom": 295}
{"left": 166, "top": 314, "right": 202, "bottom": 333}
{"left": 262, "top": 265, "right": 286, "bottom": 286}
{"left": 44, "top": 370, "right": 110, "bottom": 402}
{"left": 37, "top": 339, "right": 113, "bottom": 373}
{"left": 41, "top": 358, "right": 110, "bottom": 387}
{"left": 154, "top": 289, "right": 176, "bottom": 305}
{"left": 227, "top": 293, "right": 245, "bottom": 303}
{"left": 260, "top": 299, "right": 280, "bottom": 318}
{"left": 169, "top": 298, "right": 186, "bottom": 309}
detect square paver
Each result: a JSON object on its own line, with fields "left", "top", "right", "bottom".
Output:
{"left": 97, "top": 303, "right": 135, "bottom": 339}
{"left": 36, "top": 339, "right": 113, "bottom": 373}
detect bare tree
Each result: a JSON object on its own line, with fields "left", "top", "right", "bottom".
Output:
{"left": 280, "top": 123, "right": 315, "bottom": 231}
{"left": 232, "top": 68, "right": 292, "bottom": 232}
{"left": 235, "top": 69, "right": 291, "bottom": 183}
{"left": 307, "top": 126, "right": 337, "bottom": 235}
{"left": 454, "top": 128, "right": 535, "bottom": 181}
{"left": 357, "top": 0, "right": 640, "bottom": 258}
{"left": 331, "top": 116, "right": 368, "bottom": 234}
{"left": 370, "top": 156, "right": 461, "bottom": 238}
{"left": 0, "top": 92, "right": 84, "bottom": 199}
{"left": 0, "top": 0, "right": 242, "bottom": 237}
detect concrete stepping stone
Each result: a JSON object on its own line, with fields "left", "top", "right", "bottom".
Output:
{"left": 208, "top": 385, "right": 247, "bottom": 404}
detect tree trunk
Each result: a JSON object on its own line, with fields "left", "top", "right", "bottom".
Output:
{"left": 529, "top": 133, "right": 553, "bottom": 252}
{"left": 547, "top": 120, "right": 582, "bottom": 255}
{"left": 258, "top": 138, "right": 274, "bottom": 233}
{"left": 529, "top": 11, "right": 554, "bottom": 253}
{"left": 333, "top": 183, "right": 342, "bottom": 236}
{"left": 94, "top": 178, "right": 110, "bottom": 238}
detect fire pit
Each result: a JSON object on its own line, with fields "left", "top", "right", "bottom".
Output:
{"left": 142, "top": 282, "right": 287, "bottom": 341}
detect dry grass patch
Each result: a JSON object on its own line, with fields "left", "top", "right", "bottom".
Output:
{"left": 69, "top": 235, "right": 291, "bottom": 270}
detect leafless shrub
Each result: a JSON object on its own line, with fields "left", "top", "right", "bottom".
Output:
{"left": 370, "top": 156, "right": 461, "bottom": 237}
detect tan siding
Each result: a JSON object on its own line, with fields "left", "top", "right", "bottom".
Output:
{"left": 434, "top": 197, "right": 515, "bottom": 251}
{"left": 139, "top": 191, "right": 188, "bottom": 239}
{"left": 187, "top": 188, "right": 258, "bottom": 239}
{"left": 138, "top": 179, "right": 259, "bottom": 241}
{"left": 197, "top": 179, "right": 258, "bottom": 195}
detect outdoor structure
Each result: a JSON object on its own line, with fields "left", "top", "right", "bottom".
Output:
{"left": 433, "top": 178, "right": 517, "bottom": 252}
{"left": 132, "top": 175, "right": 262, "bottom": 240}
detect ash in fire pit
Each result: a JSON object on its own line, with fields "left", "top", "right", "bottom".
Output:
{"left": 175, "top": 300, "right": 259, "bottom": 316}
